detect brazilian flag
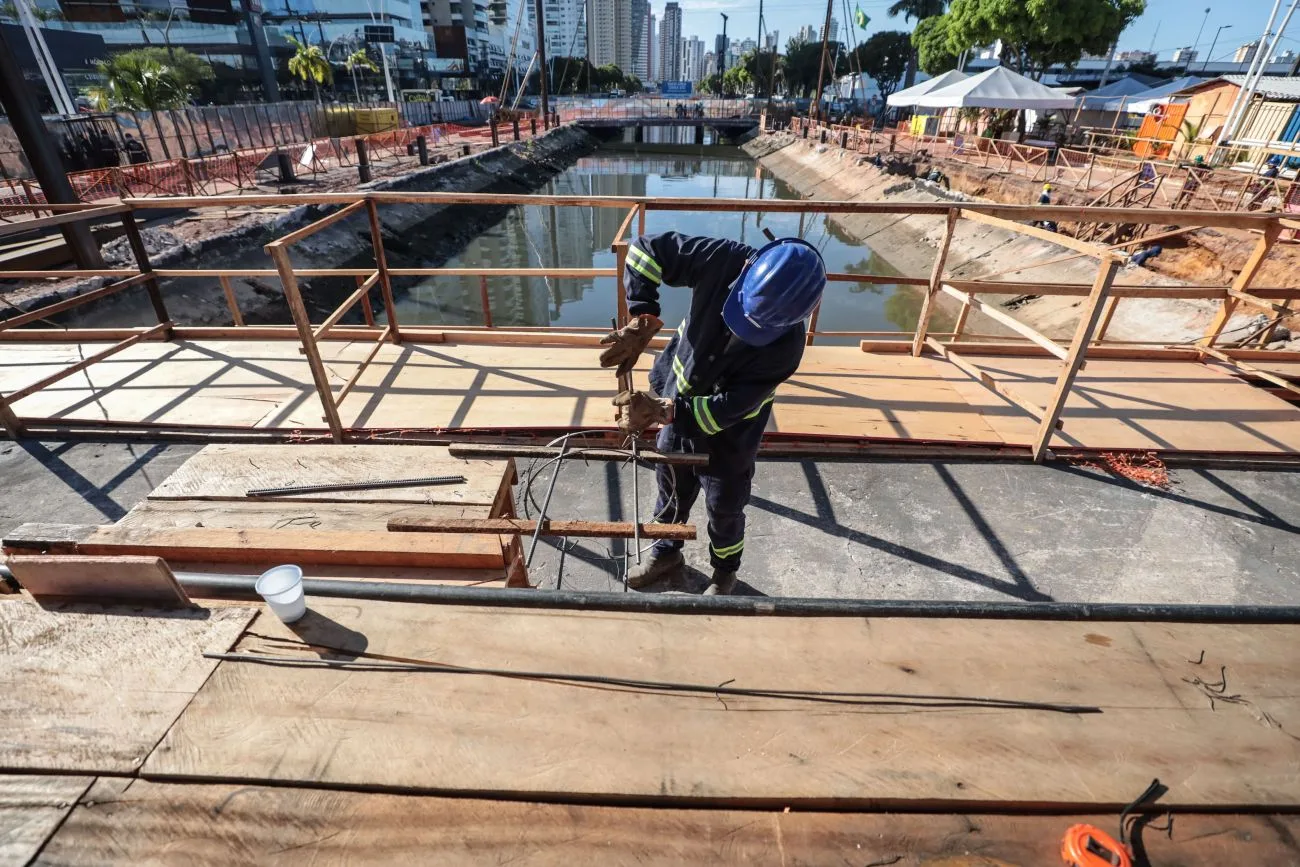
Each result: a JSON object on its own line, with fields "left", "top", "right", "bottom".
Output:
{"left": 855, "top": 4, "right": 869, "bottom": 29}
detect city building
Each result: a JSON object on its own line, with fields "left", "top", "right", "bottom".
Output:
{"left": 1171, "top": 47, "right": 1197, "bottom": 65}
{"left": 1277, "top": 49, "right": 1297, "bottom": 65}
{"left": 539, "top": 0, "right": 585, "bottom": 59}
{"left": 628, "top": 0, "right": 647, "bottom": 79}
{"left": 658, "top": 0, "right": 681, "bottom": 81}
{"left": 586, "top": 0, "right": 643, "bottom": 78}
{"left": 1117, "top": 49, "right": 1156, "bottom": 63}
{"left": 1234, "top": 41, "right": 1259, "bottom": 64}
{"left": 425, "top": 0, "right": 492, "bottom": 85}
{"left": 763, "top": 29, "right": 778, "bottom": 52}
{"left": 485, "top": 0, "right": 535, "bottom": 80}
{"left": 647, "top": 10, "right": 655, "bottom": 81}
{"left": 827, "top": 16, "right": 837, "bottom": 42}
{"left": 796, "top": 23, "right": 816, "bottom": 44}
{"left": 701, "top": 49, "right": 714, "bottom": 79}
{"left": 681, "top": 34, "right": 704, "bottom": 82}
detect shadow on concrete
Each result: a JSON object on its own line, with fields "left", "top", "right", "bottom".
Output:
{"left": 749, "top": 460, "right": 1054, "bottom": 602}
{"left": 19, "top": 441, "right": 171, "bottom": 523}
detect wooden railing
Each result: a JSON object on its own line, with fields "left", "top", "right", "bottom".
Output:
{"left": 0, "top": 193, "right": 1296, "bottom": 461}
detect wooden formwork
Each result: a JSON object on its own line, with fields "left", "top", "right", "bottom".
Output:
{"left": 0, "top": 193, "right": 1297, "bottom": 463}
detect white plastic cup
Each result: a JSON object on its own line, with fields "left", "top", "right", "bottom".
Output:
{"left": 255, "top": 564, "right": 307, "bottom": 623}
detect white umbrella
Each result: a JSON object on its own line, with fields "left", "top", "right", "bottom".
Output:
{"left": 911, "top": 65, "right": 1077, "bottom": 110}
{"left": 886, "top": 69, "right": 969, "bottom": 107}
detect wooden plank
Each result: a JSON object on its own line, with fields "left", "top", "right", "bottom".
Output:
{"left": 3, "top": 523, "right": 98, "bottom": 554}
{"left": 335, "top": 325, "right": 390, "bottom": 403}
{"left": 365, "top": 199, "right": 401, "bottom": 343}
{"left": 4, "top": 321, "right": 171, "bottom": 404}
{"left": 0, "top": 204, "right": 127, "bottom": 239}
{"left": 6, "top": 555, "right": 191, "bottom": 606}
{"left": 314, "top": 272, "right": 379, "bottom": 339}
{"left": 946, "top": 279, "right": 1230, "bottom": 300}
{"left": 217, "top": 276, "right": 244, "bottom": 327}
{"left": 146, "top": 445, "right": 509, "bottom": 505}
{"left": 924, "top": 338, "right": 1054, "bottom": 425}
{"left": 145, "top": 600, "right": 1300, "bottom": 808}
{"left": 0, "top": 775, "right": 94, "bottom": 866}
{"left": 1227, "top": 287, "right": 1293, "bottom": 316}
{"left": 0, "top": 274, "right": 150, "bottom": 333}
{"left": 388, "top": 517, "right": 697, "bottom": 539}
{"left": 960, "top": 207, "right": 1102, "bottom": 256}
{"left": 80, "top": 525, "right": 506, "bottom": 569}
{"left": 33, "top": 780, "right": 1300, "bottom": 866}
{"left": 1199, "top": 346, "right": 1300, "bottom": 399}
{"left": 267, "top": 245, "right": 345, "bottom": 441}
{"left": 1033, "top": 258, "right": 1120, "bottom": 462}
{"left": 939, "top": 284, "right": 1069, "bottom": 360}
{"left": 265, "top": 200, "right": 366, "bottom": 248}
{"left": 1203, "top": 224, "right": 1281, "bottom": 346}
{"left": 0, "top": 597, "right": 253, "bottom": 773}
{"left": 448, "top": 443, "right": 710, "bottom": 466}
{"left": 911, "top": 207, "right": 958, "bottom": 356}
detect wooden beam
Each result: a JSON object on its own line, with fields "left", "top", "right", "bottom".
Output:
{"left": 6, "top": 554, "right": 190, "bottom": 606}
{"left": 959, "top": 208, "right": 1102, "bottom": 256}
{"left": 5, "top": 321, "right": 171, "bottom": 403}
{"left": 388, "top": 267, "right": 614, "bottom": 279}
{"left": 1226, "top": 287, "right": 1293, "bottom": 317}
{"left": 119, "top": 211, "right": 170, "bottom": 330}
{"left": 266, "top": 200, "right": 367, "bottom": 248}
{"left": 0, "top": 204, "right": 127, "bottom": 239}
{"left": 0, "top": 274, "right": 150, "bottom": 333}
{"left": 612, "top": 206, "right": 640, "bottom": 249}
{"left": 924, "top": 337, "right": 1059, "bottom": 426}
{"left": 365, "top": 199, "right": 401, "bottom": 343}
{"left": 0, "top": 391, "right": 23, "bottom": 438}
{"left": 388, "top": 516, "right": 697, "bottom": 539}
{"left": 1197, "top": 346, "right": 1300, "bottom": 399}
{"left": 1203, "top": 223, "right": 1281, "bottom": 347}
{"left": 266, "top": 245, "right": 345, "bottom": 442}
{"left": 945, "top": 280, "right": 1229, "bottom": 300}
{"left": 334, "top": 325, "right": 391, "bottom": 404}
{"left": 1031, "top": 258, "right": 1120, "bottom": 462}
{"left": 911, "top": 208, "right": 958, "bottom": 356}
{"left": 217, "top": 276, "right": 244, "bottom": 327}
{"left": 826, "top": 272, "right": 930, "bottom": 286}
{"left": 939, "top": 284, "right": 1069, "bottom": 360}
{"left": 314, "top": 271, "right": 379, "bottom": 339}
{"left": 448, "top": 443, "right": 711, "bottom": 466}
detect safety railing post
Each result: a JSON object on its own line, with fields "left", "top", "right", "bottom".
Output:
{"left": 365, "top": 198, "right": 401, "bottom": 343}
{"left": 911, "top": 208, "right": 959, "bottom": 356}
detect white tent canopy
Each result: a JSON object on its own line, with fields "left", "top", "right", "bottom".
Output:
{"left": 886, "top": 69, "right": 969, "bottom": 107}
{"left": 911, "top": 65, "right": 1077, "bottom": 110}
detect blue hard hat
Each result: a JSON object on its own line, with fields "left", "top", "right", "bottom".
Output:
{"left": 722, "top": 237, "right": 827, "bottom": 346}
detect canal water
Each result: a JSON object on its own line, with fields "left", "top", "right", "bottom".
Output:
{"left": 392, "top": 149, "right": 940, "bottom": 344}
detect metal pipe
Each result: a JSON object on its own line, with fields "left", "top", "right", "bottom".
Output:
{"left": 246, "top": 474, "right": 467, "bottom": 497}
{"left": 15, "top": 567, "right": 1291, "bottom": 623}
{"left": 526, "top": 436, "right": 571, "bottom": 568}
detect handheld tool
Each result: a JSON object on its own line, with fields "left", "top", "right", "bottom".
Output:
{"left": 1061, "top": 778, "right": 1165, "bottom": 867}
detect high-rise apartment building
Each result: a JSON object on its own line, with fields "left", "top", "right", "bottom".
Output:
{"left": 539, "top": 0, "right": 586, "bottom": 59}
{"left": 796, "top": 24, "right": 817, "bottom": 44}
{"left": 681, "top": 34, "right": 705, "bottom": 82}
{"left": 586, "top": 0, "right": 643, "bottom": 76}
{"left": 659, "top": 1, "right": 682, "bottom": 80}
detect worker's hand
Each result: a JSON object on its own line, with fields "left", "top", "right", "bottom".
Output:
{"left": 613, "top": 390, "right": 673, "bottom": 435}
{"left": 599, "top": 314, "right": 663, "bottom": 377}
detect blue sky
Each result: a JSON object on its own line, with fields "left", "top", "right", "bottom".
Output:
{"left": 675, "top": 0, "right": 1296, "bottom": 64}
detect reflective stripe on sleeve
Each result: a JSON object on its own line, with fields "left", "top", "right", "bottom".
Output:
{"left": 742, "top": 393, "right": 776, "bottom": 420}
{"left": 711, "top": 538, "right": 744, "bottom": 558}
{"left": 692, "top": 396, "right": 721, "bottom": 435}
{"left": 626, "top": 245, "right": 663, "bottom": 284}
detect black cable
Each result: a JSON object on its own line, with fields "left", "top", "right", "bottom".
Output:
{"left": 1119, "top": 777, "right": 1165, "bottom": 845}
{"left": 203, "top": 651, "right": 1101, "bottom": 714}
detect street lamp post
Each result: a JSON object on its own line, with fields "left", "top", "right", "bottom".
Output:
{"left": 1203, "top": 24, "right": 1232, "bottom": 71}
{"left": 1187, "top": 7, "right": 1211, "bottom": 71}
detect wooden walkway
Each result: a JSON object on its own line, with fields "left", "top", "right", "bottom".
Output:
{"left": 4, "top": 594, "right": 1300, "bottom": 863}
{"left": 2, "top": 337, "right": 1299, "bottom": 457}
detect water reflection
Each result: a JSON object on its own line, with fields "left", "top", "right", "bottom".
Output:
{"left": 391, "top": 151, "right": 946, "bottom": 343}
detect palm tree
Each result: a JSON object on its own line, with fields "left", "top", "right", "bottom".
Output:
{"left": 287, "top": 35, "right": 332, "bottom": 104}
{"left": 344, "top": 48, "right": 379, "bottom": 102}
{"left": 887, "top": 0, "right": 947, "bottom": 88}
{"left": 87, "top": 52, "right": 195, "bottom": 159}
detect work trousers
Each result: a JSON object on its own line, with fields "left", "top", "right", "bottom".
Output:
{"left": 650, "top": 425, "right": 754, "bottom": 571}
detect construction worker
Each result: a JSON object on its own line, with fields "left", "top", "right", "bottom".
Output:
{"left": 599, "top": 233, "right": 827, "bottom": 595}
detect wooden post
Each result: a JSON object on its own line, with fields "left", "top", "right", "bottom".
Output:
{"left": 911, "top": 208, "right": 959, "bottom": 356}
{"left": 806, "top": 300, "right": 821, "bottom": 346}
{"left": 951, "top": 295, "right": 971, "bottom": 342}
{"left": 356, "top": 274, "right": 376, "bottom": 327}
{"left": 0, "top": 391, "right": 24, "bottom": 439}
{"left": 364, "top": 199, "right": 401, "bottom": 344}
{"left": 1092, "top": 296, "right": 1119, "bottom": 344}
{"left": 490, "top": 117, "right": 499, "bottom": 147}
{"left": 120, "top": 211, "right": 171, "bottom": 334}
{"left": 512, "top": 117, "right": 521, "bottom": 141}
{"left": 1030, "top": 257, "right": 1120, "bottom": 463}
{"left": 479, "top": 275, "right": 493, "bottom": 327}
{"left": 355, "top": 138, "right": 372, "bottom": 183}
{"left": 613, "top": 241, "right": 630, "bottom": 326}
{"left": 636, "top": 201, "right": 645, "bottom": 236}
{"left": 416, "top": 135, "right": 429, "bottom": 166}
{"left": 1201, "top": 222, "right": 1280, "bottom": 347}
{"left": 218, "top": 275, "right": 244, "bottom": 326}
{"left": 268, "top": 244, "right": 345, "bottom": 442}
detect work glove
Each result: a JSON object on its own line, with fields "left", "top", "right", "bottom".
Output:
{"left": 613, "top": 390, "right": 674, "bottom": 435}
{"left": 599, "top": 314, "right": 663, "bottom": 377}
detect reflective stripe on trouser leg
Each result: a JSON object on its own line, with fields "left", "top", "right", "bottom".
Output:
{"left": 702, "top": 465, "right": 753, "bottom": 570}
{"left": 651, "top": 425, "right": 702, "bottom": 556}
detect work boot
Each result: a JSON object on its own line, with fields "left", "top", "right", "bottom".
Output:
{"left": 626, "top": 548, "right": 685, "bottom": 589}
{"left": 702, "top": 568, "right": 738, "bottom": 596}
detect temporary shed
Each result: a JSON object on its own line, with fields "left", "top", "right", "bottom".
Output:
{"left": 886, "top": 69, "right": 969, "bottom": 107}
{"left": 911, "top": 66, "right": 1077, "bottom": 110}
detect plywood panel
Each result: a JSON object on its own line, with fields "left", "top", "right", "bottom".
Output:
{"left": 931, "top": 355, "right": 1300, "bottom": 453}
{"left": 146, "top": 601, "right": 1300, "bottom": 808}
{"left": 0, "top": 775, "right": 93, "bottom": 866}
{"left": 0, "top": 598, "right": 253, "bottom": 773}
{"left": 7, "top": 555, "right": 189, "bottom": 606}
{"left": 34, "top": 780, "right": 1300, "bottom": 866}
{"left": 147, "top": 444, "right": 508, "bottom": 506}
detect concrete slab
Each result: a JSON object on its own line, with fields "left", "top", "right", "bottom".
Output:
{"left": 2, "top": 441, "right": 1297, "bottom": 606}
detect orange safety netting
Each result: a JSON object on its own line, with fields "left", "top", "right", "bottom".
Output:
{"left": 1070, "top": 451, "right": 1172, "bottom": 489}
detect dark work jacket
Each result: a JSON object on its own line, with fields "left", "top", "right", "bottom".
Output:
{"left": 624, "top": 231, "right": 806, "bottom": 474}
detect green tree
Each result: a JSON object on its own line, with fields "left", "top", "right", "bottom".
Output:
{"left": 722, "top": 64, "right": 751, "bottom": 96}
{"left": 87, "top": 49, "right": 211, "bottom": 159}
{"left": 887, "top": 0, "right": 947, "bottom": 88}
{"left": 740, "top": 49, "right": 782, "bottom": 98}
{"left": 287, "top": 35, "right": 332, "bottom": 103}
{"left": 854, "top": 30, "right": 911, "bottom": 113}
{"left": 784, "top": 37, "right": 847, "bottom": 98}
{"left": 942, "top": 0, "right": 1145, "bottom": 80}
{"left": 344, "top": 48, "right": 378, "bottom": 102}
{"left": 699, "top": 72, "right": 722, "bottom": 96}
{"left": 913, "top": 15, "right": 959, "bottom": 75}
{"left": 622, "top": 73, "right": 643, "bottom": 93}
